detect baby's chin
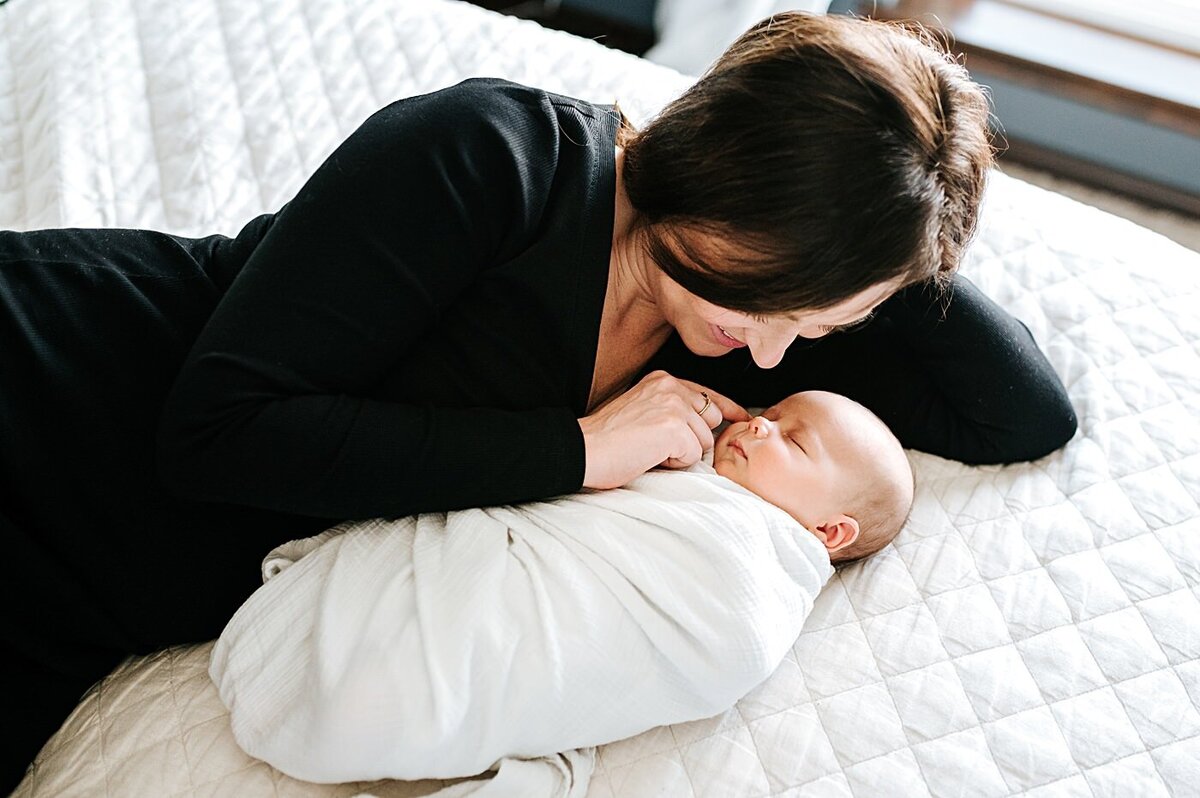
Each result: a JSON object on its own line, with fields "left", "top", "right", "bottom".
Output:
{"left": 713, "top": 458, "right": 733, "bottom": 479}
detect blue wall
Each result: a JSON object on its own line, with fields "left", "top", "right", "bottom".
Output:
{"left": 973, "top": 71, "right": 1200, "bottom": 198}
{"left": 563, "top": 0, "right": 655, "bottom": 29}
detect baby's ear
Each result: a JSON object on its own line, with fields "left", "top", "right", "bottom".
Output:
{"left": 815, "top": 516, "right": 860, "bottom": 554}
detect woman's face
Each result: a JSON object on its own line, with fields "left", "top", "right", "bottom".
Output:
{"left": 654, "top": 272, "right": 900, "bottom": 369}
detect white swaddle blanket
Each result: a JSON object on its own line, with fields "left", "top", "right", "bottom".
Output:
{"left": 210, "top": 462, "right": 833, "bottom": 790}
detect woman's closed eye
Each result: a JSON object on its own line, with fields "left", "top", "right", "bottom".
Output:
{"left": 818, "top": 311, "right": 876, "bottom": 335}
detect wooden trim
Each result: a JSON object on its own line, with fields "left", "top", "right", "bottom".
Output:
{"left": 957, "top": 47, "right": 1196, "bottom": 136}
{"left": 996, "top": 0, "right": 1200, "bottom": 58}
{"left": 856, "top": 0, "right": 1200, "bottom": 136}
{"left": 997, "top": 137, "right": 1200, "bottom": 218}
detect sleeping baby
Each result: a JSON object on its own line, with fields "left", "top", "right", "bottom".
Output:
{"left": 211, "top": 390, "right": 913, "bottom": 786}
{"left": 712, "top": 389, "right": 914, "bottom": 564}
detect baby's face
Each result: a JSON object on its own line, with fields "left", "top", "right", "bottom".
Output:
{"left": 712, "top": 391, "right": 869, "bottom": 530}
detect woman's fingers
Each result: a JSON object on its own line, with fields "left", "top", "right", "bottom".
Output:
{"left": 663, "top": 411, "right": 706, "bottom": 468}
{"left": 578, "top": 372, "right": 747, "bottom": 487}
{"left": 679, "top": 380, "right": 750, "bottom": 426}
{"left": 683, "top": 394, "right": 716, "bottom": 452}
{"left": 692, "top": 390, "right": 722, "bottom": 431}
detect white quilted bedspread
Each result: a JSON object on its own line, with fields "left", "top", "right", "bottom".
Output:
{"left": 4, "top": 0, "right": 1199, "bottom": 796}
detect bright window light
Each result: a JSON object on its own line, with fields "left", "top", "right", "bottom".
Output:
{"left": 1003, "top": 0, "right": 1200, "bottom": 53}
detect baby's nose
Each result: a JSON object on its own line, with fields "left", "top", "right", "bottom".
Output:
{"left": 750, "top": 416, "right": 774, "bottom": 437}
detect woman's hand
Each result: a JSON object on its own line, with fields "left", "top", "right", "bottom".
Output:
{"left": 577, "top": 371, "right": 750, "bottom": 490}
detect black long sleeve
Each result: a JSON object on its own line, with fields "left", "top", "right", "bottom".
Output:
{"left": 867, "top": 277, "right": 1077, "bottom": 463}
{"left": 645, "top": 274, "right": 1078, "bottom": 465}
{"left": 157, "top": 79, "right": 616, "bottom": 518}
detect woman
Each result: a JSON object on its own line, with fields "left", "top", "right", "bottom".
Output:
{"left": 0, "top": 12, "right": 1074, "bottom": 788}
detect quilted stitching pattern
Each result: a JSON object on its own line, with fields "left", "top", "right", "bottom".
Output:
{"left": 5, "top": 0, "right": 1199, "bottom": 795}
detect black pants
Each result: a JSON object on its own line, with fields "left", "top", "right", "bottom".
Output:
{"left": 0, "top": 507, "right": 128, "bottom": 794}
{"left": 1, "top": 222, "right": 328, "bottom": 791}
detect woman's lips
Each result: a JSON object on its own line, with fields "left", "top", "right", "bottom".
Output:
{"left": 711, "top": 323, "right": 748, "bottom": 349}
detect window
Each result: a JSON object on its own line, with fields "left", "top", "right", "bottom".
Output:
{"left": 852, "top": 0, "right": 1200, "bottom": 213}
{"left": 1003, "top": 0, "right": 1200, "bottom": 54}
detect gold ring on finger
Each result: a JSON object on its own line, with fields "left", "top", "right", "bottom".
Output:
{"left": 696, "top": 391, "right": 712, "bottom": 416}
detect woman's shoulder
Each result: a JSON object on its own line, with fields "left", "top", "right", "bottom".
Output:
{"left": 440, "top": 77, "right": 606, "bottom": 112}
{"left": 403, "top": 78, "right": 617, "bottom": 148}
{"left": 433, "top": 76, "right": 551, "bottom": 111}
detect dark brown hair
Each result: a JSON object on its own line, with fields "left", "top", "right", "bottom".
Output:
{"left": 619, "top": 12, "right": 994, "bottom": 314}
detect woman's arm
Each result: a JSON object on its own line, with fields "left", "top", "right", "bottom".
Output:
{"left": 157, "top": 79, "right": 587, "bottom": 519}
{"left": 645, "top": 274, "right": 1077, "bottom": 465}
{"left": 856, "top": 276, "right": 1077, "bottom": 463}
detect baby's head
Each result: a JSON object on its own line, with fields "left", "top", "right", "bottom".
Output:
{"left": 713, "top": 391, "right": 914, "bottom": 563}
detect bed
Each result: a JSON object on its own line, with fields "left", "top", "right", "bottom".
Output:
{"left": 5, "top": 0, "right": 1199, "bottom": 795}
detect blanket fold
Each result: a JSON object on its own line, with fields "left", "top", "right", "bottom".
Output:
{"left": 210, "top": 466, "right": 832, "bottom": 788}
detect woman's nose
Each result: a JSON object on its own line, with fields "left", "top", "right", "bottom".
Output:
{"left": 747, "top": 335, "right": 792, "bottom": 369}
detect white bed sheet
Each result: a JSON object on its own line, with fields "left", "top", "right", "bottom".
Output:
{"left": 4, "top": 0, "right": 1199, "bottom": 795}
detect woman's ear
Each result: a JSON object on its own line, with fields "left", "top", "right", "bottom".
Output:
{"left": 815, "top": 516, "right": 860, "bottom": 554}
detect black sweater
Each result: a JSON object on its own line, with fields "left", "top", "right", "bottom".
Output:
{"left": 1, "top": 78, "right": 1074, "bottom": 655}
{"left": 156, "top": 79, "right": 613, "bottom": 519}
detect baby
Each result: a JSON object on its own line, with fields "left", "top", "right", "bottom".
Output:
{"left": 711, "top": 390, "right": 915, "bottom": 564}
{"left": 213, "top": 389, "right": 913, "bottom": 785}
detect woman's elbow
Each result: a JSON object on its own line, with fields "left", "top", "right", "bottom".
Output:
{"left": 1018, "top": 395, "right": 1078, "bottom": 462}
{"left": 1050, "top": 394, "right": 1079, "bottom": 448}
{"left": 976, "top": 390, "right": 1078, "bottom": 466}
